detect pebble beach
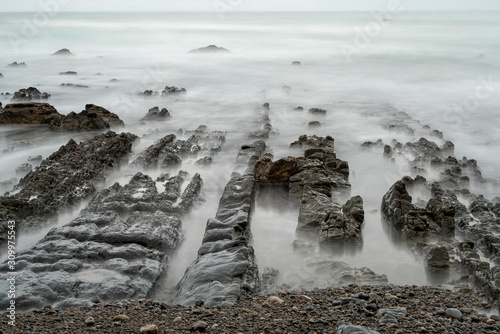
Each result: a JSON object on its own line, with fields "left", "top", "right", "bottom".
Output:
{"left": 2, "top": 284, "right": 499, "bottom": 333}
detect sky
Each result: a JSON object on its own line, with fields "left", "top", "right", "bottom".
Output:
{"left": 1, "top": 0, "right": 500, "bottom": 12}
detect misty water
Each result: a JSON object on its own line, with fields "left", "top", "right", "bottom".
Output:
{"left": 1, "top": 11, "right": 499, "bottom": 291}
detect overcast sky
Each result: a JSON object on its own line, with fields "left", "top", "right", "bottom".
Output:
{"left": 2, "top": 0, "right": 500, "bottom": 12}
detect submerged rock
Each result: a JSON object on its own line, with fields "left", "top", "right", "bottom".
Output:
{"left": 0, "top": 171, "right": 202, "bottom": 312}
{"left": 59, "top": 71, "right": 78, "bottom": 75}
{"left": 61, "top": 83, "right": 88, "bottom": 88}
{"left": 143, "top": 106, "right": 171, "bottom": 120}
{"left": 0, "top": 73, "right": 3, "bottom": 78}
{"left": 52, "top": 48, "right": 74, "bottom": 56}
{"left": 84, "top": 104, "right": 124, "bottom": 127}
{"left": 174, "top": 141, "right": 266, "bottom": 307}
{"left": 7, "top": 61, "right": 27, "bottom": 68}
{"left": 11, "top": 87, "right": 51, "bottom": 101}
{"left": 188, "top": 45, "right": 231, "bottom": 53}
{"left": 292, "top": 61, "right": 301, "bottom": 66}
{"left": 0, "top": 131, "right": 138, "bottom": 247}
{"left": 162, "top": 85, "right": 186, "bottom": 96}
{"left": 0, "top": 103, "right": 59, "bottom": 124}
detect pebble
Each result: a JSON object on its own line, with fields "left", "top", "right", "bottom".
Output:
{"left": 84, "top": 316, "right": 95, "bottom": 326}
{"left": 265, "top": 296, "right": 284, "bottom": 305}
{"left": 173, "top": 316, "right": 182, "bottom": 324}
{"left": 299, "top": 295, "right": 313, "bottom": 302}
{"left": 446, "top": 308, "right": 463, "bottom": 320}
{"left": 190, "top": 320, "right": 208, "bottom": 332}
{"left": 140, "top": 324, "right": 159, "bottom": 334}
{"left": 112, "top": 314, "right": 130, "bottom": 322}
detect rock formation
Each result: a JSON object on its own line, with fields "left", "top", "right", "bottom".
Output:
{"left": 0, "top": 131, "right": 138, "bottom": 247}
{"left": 0, "top": 171, "right": 202, "bottom": 311}
{"left": 11, "top": 87, "right": 51, "bottom": 101}
{"left": 188, "top": 45, "right": 231, "bottom": 53}
{"left": 174, "top": 140, "right": 266, "bottom": 307}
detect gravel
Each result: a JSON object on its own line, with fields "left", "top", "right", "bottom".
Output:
{"left": 1, "top": 284, "right": 499, "bottom": 333}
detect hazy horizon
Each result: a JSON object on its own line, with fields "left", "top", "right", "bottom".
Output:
{"left": 2, "top": 0, "right": 500, "bottom": 12}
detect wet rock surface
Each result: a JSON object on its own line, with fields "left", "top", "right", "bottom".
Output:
{"left": 132, "top": 127, "right": 226, "bottom": 169}
{"left": 142, "top": 106, "right": 171, "bottom": 120}
{"left": 174, "top": 141, "right": 266, "bottom": 307}
{"left": 11, "top": 87, "right": 51, "bottom": 101}
{"left": 0, "top": 171, "right": 202, "bottom": 312}
{"left": 0, "top": 103, "right": 59, "bottom": 124}
{"left": 3, "top": 285, "right": 498, "bottom": 333}
{"left": 0, "top": 131, "right": 138, "bottom": 246}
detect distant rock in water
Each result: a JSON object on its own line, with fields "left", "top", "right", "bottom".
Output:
{"left": 162, "top": 85, "right": 186, "bottom": 96}
{"left": 59, "top": 71, "right": 78, "bottom": 75}
{"left": 292, "top": 61, "right": 301, "bottom": 66}
{"left": 7, "top": 61, "right": 27, "bottom": 68}
{"left": 0, "top": 102, "right": 124, "bottom": 130}
{"left": 11, "top": 87, "right": 51, "bottom": 101}
{"left": 309, "top": 108, "right": 327, "bottom": 115}
{"left": 0, "top": 103, "right": 59, "bottom": 124}
{"left": 0, "top": 73, "right": 3, "bottom": 78}
{"left": 84, "top": 104, "right": 124, "bottom": 127}
{"left": 188, "top": 45, "right": 231, "bottom": 53}
{"left": 143, "top": 106, "right": 171, "bottom": 120}
{"left": 61, "top": 83, "right": 89, "bottom": 88}
{"left": 52, "top": 48, "right": 74, "bottom": 56}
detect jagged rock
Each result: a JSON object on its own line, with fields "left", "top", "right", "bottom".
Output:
{"left": 320, "top": 196, "right": 365, "bottom": 245}
{"left": 143, "top": 106, "right": 171, "bottom": 120}
{"left": 11, "top": 87, "right": 51, "bottom": 101}
{"left": 139, "top": 90, "right": 159, "bottom": 97}
{"left": 426, "top": 246, "right": 450, "bottom": 272}
{"left": 255, "top": 156, "right": 297, "bottom": 184}
{"left": 47, "top": 110, "right": 109, "bottom": 131}
{"left": 0, "top": 103, "right": 59, "bottom": 124}
{"left": 261, "top": 267, "right": 280, "bottom": 293}
{"left": 162, "top": 86, "right": 186, "bottom": 96}
{"left": 52, "top": 48, "right": 73, "bottom": 56}
{"left": 7, "top": 62, "right": 27, "bottom": 68}
{"left": 174, "top": 141, "right": 266, "bottom": 307}
{"left": 59, "top": 71, "right": 78, "bottom": 75}
{"left": 84, "top": 104, "right": 124, "bottom": 127}
{"left": 188, "top": 45, "right": 231, "bottom": 53}
{"left": 15, "top": 163, "right": 32, "bottom": 177}
{"left": 0, "top": 171, "right": 202, "bottom": 312}
{"left": 0, "top": 131, "right": 138, "bottom": 247}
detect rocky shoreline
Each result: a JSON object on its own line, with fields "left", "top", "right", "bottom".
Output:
{"left": 1, "top": 284, "right": 499, "bottom": 333}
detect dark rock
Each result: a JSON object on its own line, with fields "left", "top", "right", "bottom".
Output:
{"left": 0, "top": 170, "right": 202, "bottom": 312}
{"left": 84, "top": 104, "right": 124, "bottom": 127}
{"left": 308, "top": 108, "right": 327, "bottom": 115}
{"left": 52, "top": 48, "right": 74, "bottom": 56}
{"left": 294, "top": 106, "right": 304, "bottom": 111}
{"left": 0, "top": 103, "right": 59, "bottom": 124}
{"left": 61, "top": 83, "right": 88, "bottom": 88}
{"left": 7, "top": 62, "right": 27, "bottom": 68}
{"left": 292, "top": 61, "right": 301, "bottom": 66}
{"left": 188, "top": 45, "right": 230, "bottom": 53}
{"left": 0, "top": 131, "right": 138, "bottom": 247}
{"left": 47, "top": 110, "right": 110, "bottom": 131}
{"left": 59, "top": 71, "right": 78, "bottom": 75}
{"left": 11, "top": 87, "right": 51, "bottom": 101}
{"left": 308, "top": 121, "right": 321, "bottom": 128}
{"left": 162, "top": 86, "right": 186, "bottom": 96}
{"left": 255, "top": 156, "right": 297, "bottom": 184}
{"left": 0, "top": 73, "right": 3, "bottom": 78}
{"left": 426, "top": 246, "right": 450, "bottom": 271}
{"left": 143, "top": 106, "right": 171, "bottom": 120}
{"left": 174, "top": 141, "right": 266, "bottom": 307}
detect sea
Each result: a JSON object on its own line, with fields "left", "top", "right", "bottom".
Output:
{"left": 0, "top": 11, "right": 499, "bottom": 289}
